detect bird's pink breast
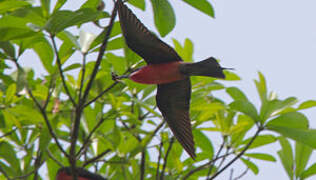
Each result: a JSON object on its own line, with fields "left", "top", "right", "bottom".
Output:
{"left": 130, "top": 61, "right": 185, "bottom": 84}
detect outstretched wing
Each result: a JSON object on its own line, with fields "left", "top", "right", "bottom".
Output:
{"left": 117, "top": 0, "right": 182, "bottom": 64}
{"left": 156, "top": 78, "right": 196, "bottom": 159}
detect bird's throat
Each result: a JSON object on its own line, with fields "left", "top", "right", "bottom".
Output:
{"left": 130, "top": 61, "right": 185, "bottom": 84}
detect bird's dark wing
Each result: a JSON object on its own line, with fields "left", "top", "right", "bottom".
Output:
{"left": 156, "top": 78, "right": 196, "bottom": 159}
{"left": 117, "top": 0, "right": 182, "bottom": 64}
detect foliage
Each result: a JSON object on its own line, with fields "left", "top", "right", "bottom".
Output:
{"left": 0, "top": 0, "right": 315, "bottom": 180}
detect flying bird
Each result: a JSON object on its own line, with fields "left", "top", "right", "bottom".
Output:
{"left": 116, "top": 0, "right": 230, "bottom": 159}
{"left": 56, "top": 167, "right": 107, "bottom": 180}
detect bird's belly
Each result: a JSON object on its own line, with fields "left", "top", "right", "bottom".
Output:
{"left": 130, "top": 62, "right": 185, "bottom": 84}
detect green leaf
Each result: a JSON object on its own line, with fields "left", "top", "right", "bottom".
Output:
{"left": 244, "top": 153, "right": 276, "bottom": 162}
{"left": 172, "top": 38, "right": 193, "bottom": 62}
{"left": 229, "top": 100, "right": 259, "bottom": 122}
{"left": 150, "top": 0, "right": 175, "bottom": 37}
{"left": 268, "top": 125, "right": 316, "bottom": 149}
{"left": 44, "top": 8, "right": 99, "bottom": 34}
{"left": 107, "top": 37, "right": 124, "bottom": 50}
{"left": 0, "top": 41, "right": 15, "bottom": 58}
{"left": 226, "top": 87, "right": 248, "bottom": 101}
{"left": 295, "top": 142, "right": 313, "bottom": 177}
{"left": 53, "top": 0, "right": 67, "bottom": 13}
{"left": 254, "top": 71, "right": 267, "bottom": 103}
{"left": 32, "top": 36, "right": 54, "bottom": 73}
{"left": 63, "top": 63, "right": 81, "bottom": 72}
{"left": 0, "top": 141, "right": 21, "bottom": 174}
{"left": 106, "top": 53, "right": 126, "bottom": 74}
{"left": 193, "top": 130, "right": 213, "bottom": 158}
{"left": 241, "top": 135, "right": 276, "bottom": 150}
{"left": 0, "top": 16, "right": 37, "bottom": 41}
{"left": 182, "top": 0, "right": 214, "bottom": 18}
{"left": 241, "top": 158, "right": 259, "bottom": 174}
{"left": 266, "top": 112, "right": 308, "bottom": 130}
{"left": 224, "top": 70, "right": 241, "bottom": 81}
{"left": 260, "top": 97, "right": 297, "bottom": 121}
{"left": 278, "top": 137, "right": 294, "bottom": 179}
{"left": 128, "top": 0, "right": 146, "bottom": 10}
{"left": 41, "top": 0, "right": 51, "bottom": 17}
{"left": 298, "top": 100, "right": 316, "bottom": 110}
{"left": 39, "top": 128, "right": 51, "bottom": 152}
{"left": 0, "top": 0, "right": 31, "bottom": 14}
{"left": 301, "top": 163, "right": 316, "bottom": 179}
{"left": 5, "top": 83, "right": 16, "bottom": 104}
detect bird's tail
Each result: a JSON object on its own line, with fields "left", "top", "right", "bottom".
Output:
{"left": 180, "top": 57, "right": 231, "bottom": 79}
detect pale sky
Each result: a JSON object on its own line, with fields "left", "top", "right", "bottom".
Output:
{"left": 22, "top": 0, "right": 316, "bottom": 179}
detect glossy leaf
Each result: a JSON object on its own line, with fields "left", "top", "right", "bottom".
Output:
{"left": 301, "top": 163, "right": 316, "bottom": 179}
{"left": 44, "top": 8, "right": 99, "bottom": 34}
{"left": 0, "top": 16, "right": 37, "bottom": 41}
{"left": 53, "top": 0, "right": 67, "bottom": 13}
{"left": 193, "top": 129, "right": 213, "bottom": 158}
{"left": 266, "top": 112, "right": 309, "bottom": 130}
{"left": 0, "top": 0, "right": 31, "bottom": 14}
{"left": 241, "top": 135, "right": 276, "bottom": 150}
{"left": 254, "top": 71, "right": 267, "bottom": 103}
{"left": 241, "top": 158, "right": 259, "bottom": 174}
{"left": 41, "top": 0, "right": 50, "bottom": 17}
{"left": 128, "top": 0, "right": 146, "bottom": 10}
{"left": 226, "top": 87, "right": 248, "bottom": 101}
{"left": 278, "top": 137, "right": 294, "bottom": 179}
{"left": 229, "top": 100, "right": 260, "bottom": 122}
{"left": 295, "top": 142, "right": 313, "bottom": 177}
{"left": 244, "top": 153, "right": 276, "bottom": 162}
{"left": 298, "top": 100, "right": 316, "bottom": 110}
{"left": 150, "top": 0, "right": 175, "bottom": 37}
{"left": 0, "top": 41, "right": 15, "bottom": 58}
{"left": 182, "top": 0, "right": 214, "bottom": 17}
{"left": 0, "top": 142, "right": 21, "bottom": 174}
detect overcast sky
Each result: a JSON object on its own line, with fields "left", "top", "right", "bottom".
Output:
{"left": 22, "top": 0, "right": 316, "bottom": 179}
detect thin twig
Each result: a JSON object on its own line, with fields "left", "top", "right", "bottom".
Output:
{"left": 76, "top": 111, "right": 116, "bottom": 157}
{"left": 156, "top": 141, "right": 163, "bottom": 180}
{"left": 78, "top": 54, "right": 87, "bottom": 101}
{"left": 229, "top": 169, "right": 233, "bottom": 180}
{"left": 47, "top": 150, "right": 64, "bottom": 167}
{"left": 182, "top": 153, "right": 233, "bottom": 179}
{"left": 207, "top": 139, "right": 225, "bottom": 178}
{"left": 14, "top": 61, "right": 68, "bottom": 158}
{"left": 10, "top": 158, "right": 45, "bottom": 180}
{"left": 208, "top": 127, "right": 263, "bottom": 180}
{"left": 140, "top": 149, "right": 146, "bottom": 180}
{"left": 0, "top": 127, "right": 17, "bottom": 139}
{"left": 50, "top": 34, "right": 76, "bottom": 106}
{"left": 234, "top": 168, "right": 249, "bottom": 180}
{"left": 84, "top": 81, "right": 119, "bottom": 107}
{"left": 160, "top": 137, "right": 175, "bottom": 180}
{"left": 83, "top": 149, "right": 111, "bottom": 167}
{"left": 81, "top": 1, "right": 118, "bottom": 105}
{"left": 43, "top": 75, "right": 56, "bottom": 110}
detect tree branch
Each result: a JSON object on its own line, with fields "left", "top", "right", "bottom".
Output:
{"left": 208, "top": 127, "right": 263, "bottom": 180}
{"left": 140, "top": 149, "right": 146, "bottom": 180}
{"left": 76, "top": 111, "right": 116, "bottom": 157}
{"left": 14, "top": 61, "right": 69, "bottom": 158}
{"left": 69, "top": 2, "right": 119, "bottom": 178}
{"left": 50, "top": 34, "right": 76, "bottom": 106}
{"left": 207, "top": 139, "right": 225, "bottom": 178}
{"left": 83, "top": 149, "right": 111, "bottom": 167}
{"left": 160, "top": 137, "right": 174, "bottom": 180}
{"left": 182, "top": 153, "right": 233, "bottom": 179}
{"left": 155, "top": 141, "right": 163, "bottom": 180}
{"left": 84, "top": 81, "right": 119, "bottom": 107}
{"left": 78, "top": 54, "right": 87, "bottom": 101}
